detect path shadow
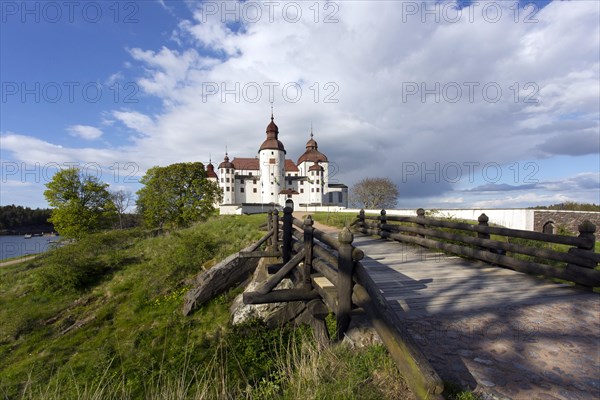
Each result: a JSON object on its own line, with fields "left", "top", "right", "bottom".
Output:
{"left": 352, "top": 234, "right": 600, "bottom": 397}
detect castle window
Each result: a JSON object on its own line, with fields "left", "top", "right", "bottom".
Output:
{"left": 287, "top": 195, "right": 292, "bottom": 199}
{"left": 253, "top": 188, "right": 257, "bottom": 193}
{"left": 240, "top": 188, "right": 244, "bottom": 193}
{"left": 249, "top": 172, "right": 253, "bottom": 176}
{"left": 316, "top": 188, "right": 320, "bottom": 192}
{"left": 311, "top": 188, "right": 314, "bottom": 192}
{"left": 338, "top": 192, "right": 343, "bottom": 203}
{"left": 226, "top": 187, "right": 230, "bottom": 192}
{"left": 300, "top": 181, "right": 304, "bottom": 186}
{"left": 317, "top": 180, "right": 320, "bottom": 184}
{"left": 226, "top": 178, "right": 230, "bottom": 183}
{"left": 271, "top": 151, "right": 274, "bottom": 155}
{"left": 270, "top": 158, "right": 275, "bottom": 164}
{"left": 253, "top": 180, "right": 257, "bottom": 184}
{"left": 329, "top": 193, "right": 334, "bottom": 203}
{"left": 288, "top": 180, "right": 292, "bottom": 185}
{"left": 300, "top": 189, "right": 304, "bottom": 193}
{"left": 240, "top": 179, "right": 245, "bottom": 184}
{"left": 221, "top": 178, "right": 224, "bottom": 183}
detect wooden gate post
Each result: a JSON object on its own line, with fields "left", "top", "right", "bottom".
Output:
{"left": 337, "top": 227, "right": 354, "bottom": 340}
{"left": 302, "top": 215, "right": 315, "bottom": 289}
{"left": 477, "top": 213, "right": 490, "bottom": 240}
{"left": 282, "top": 206, "right": 293, "bottom": 263}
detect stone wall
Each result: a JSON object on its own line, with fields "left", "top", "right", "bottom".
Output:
{"left": 533, "top": 210, "right": 600, "bottom": 236}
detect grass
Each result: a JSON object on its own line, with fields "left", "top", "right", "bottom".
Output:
{"left": 0, "top": 213, "right": 420, "bottom": 399}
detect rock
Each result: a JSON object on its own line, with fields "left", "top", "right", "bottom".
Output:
{"left": 230, "top": 257, "right": 304, "bottom": 326}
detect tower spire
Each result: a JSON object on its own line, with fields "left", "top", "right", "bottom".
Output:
{"left": 270, "top": 102, "right": 274, "bottom": 121}
{"left": 310, "top": 122, "right": 313, "bottom": 138}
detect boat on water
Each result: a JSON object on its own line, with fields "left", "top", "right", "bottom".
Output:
{"left": 24, "top": 234, "right": 32, "bottom": 239}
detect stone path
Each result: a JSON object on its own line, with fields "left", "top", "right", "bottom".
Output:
{"left": 354, "top": 235, "right": 600, "bottom": 400}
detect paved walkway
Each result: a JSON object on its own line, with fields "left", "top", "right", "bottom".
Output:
{"left": 354, "top": 235, "right": 600, "bottom": 400}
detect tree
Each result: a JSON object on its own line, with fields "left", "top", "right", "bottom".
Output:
{"left": 111, "top": 189, "right": 134, "bottom": 229}
{"left": 350, "top": 177, "right": 399, "bottom": 209}
{"left": 136, "top": 162, "right": 222, "bottom": 229}
{"left": 44, "top": 168, "right": 116, "bottom": 238}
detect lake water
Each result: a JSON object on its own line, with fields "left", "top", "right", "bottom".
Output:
{"left": 0, "top": 235, "right": 57, "bottom": 261}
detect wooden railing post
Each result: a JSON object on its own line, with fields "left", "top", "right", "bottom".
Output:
{"left": 282, "top": 206, "right": 293, "bottom": 263}
{"left": 336, "top": 227, "right": 354, "bottom": 340}
{"left": 302, "top": 215, "right": 315, "bottom": 289}
{"left": 416, "top": 208, "right": 426, "bottom": 238}
{"left": 379, "top": 209, "right": 387, "bottom": 237}
{"left": 567, "top": 220, "right": 597, "bottom": 269}
{"left": 272, "top": 209, "right": 279, "bottom": 251}
{"left": 477, "top": 213, "right": 490, "bottom": 239}
{"left": 267, "top": 210, "right": 273, "bottom": 232}
{"left": 358, "top": 209, "right": 365, "bottom": 230}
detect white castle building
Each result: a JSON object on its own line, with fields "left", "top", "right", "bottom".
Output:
{"left": 206, "top": 114, "right": 348, "bottom": 213}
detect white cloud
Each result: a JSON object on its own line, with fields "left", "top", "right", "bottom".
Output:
{"left": 67, "top": 125, "right": 104, "bottom": 140}
{"left": 3, "top": 1, "right": 599, "bottom": 207}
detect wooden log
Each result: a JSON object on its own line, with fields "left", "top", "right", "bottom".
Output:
{"left": 311, "top": 275, "right": 338, "bottom": 312}
{"left": 243, "top": 289, "right": 320, "bottom": 304}
{"left": 363, "top": 228, "right": 600, "bottom": 287}
{"left": 302, "top": 216, "right": 315, "bottom": 289}
{"left": 352, "top": 283, "right": 444, "bottom": 398}
{"left": 381, "top": 214, "right": 594, "bottom": 248}
{"left": 183, "top": 244, "right": 260, "bottom": 316}
{"left": 312, "top": 258, "right": 338, "bottom": 286}
{"left": 336, "top": 227, "right": 354, "bottom": 340}
{"left": 272, "top": 210, "right": 280, "bottom": 250}
{"left": 239, "top": 251, "right": 282, "bottom": 258}
{"left": 378, "top": 222, "right": 597, "bottom": 268}
{"left": 255, "top": 250, "right": 305, "bottom": 295}
{"left": 246, "top": 230, "right": 273, "bottom": 252}
{"left": 282, "top": 206, "right": 293, "bottom": 263}
{"left": 313, "top": 228, "right": 340, "bottom": 251}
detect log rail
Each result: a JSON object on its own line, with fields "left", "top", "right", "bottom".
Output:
{"left": 356, "top": 208, "right": 599, "bottom": 288}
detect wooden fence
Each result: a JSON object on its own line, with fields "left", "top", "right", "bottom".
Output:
{"left": 357, "top": 208, "right": 600, "bottom": 287}
{"left": 242, "top": 208, "right": 444, "bottom": 398}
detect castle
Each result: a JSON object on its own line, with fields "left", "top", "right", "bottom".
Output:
{"left": 207, "top": 114, "right": 348, "bottom": 213}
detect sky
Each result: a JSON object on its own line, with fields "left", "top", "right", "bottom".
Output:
{"left": 1, "top": 0, "right": 599, "bottom": 210}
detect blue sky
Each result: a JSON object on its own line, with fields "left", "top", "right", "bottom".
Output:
{"left": 1, "top": 0, "right": 599, "bottom": 209}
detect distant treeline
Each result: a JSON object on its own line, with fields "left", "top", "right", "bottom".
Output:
{"left": 0, "top": 205, "right": 53, "bottom": 234}
{"left": 530, "top": 202, "right": 600, "bottom": 212}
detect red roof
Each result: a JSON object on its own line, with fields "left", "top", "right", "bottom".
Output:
{"left": 231, "top": 157, "right": 259, "bottom": 170}
{"left": 230, "top": 157, "right": 299, "bottom": 172}
{"left": 285, "top": 159, "right": 299, "bottom": 172}
{"left": 206, "top": 163, "right": 218, "bottom": 178}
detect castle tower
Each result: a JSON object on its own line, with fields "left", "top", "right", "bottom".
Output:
{"left": 206, "top": 158, "right": 218, "bottom": 183}
{"left": 258, "top": 114, "right": 286, "bottom": 204}
{"left": 308, "top": 161, "right": 324, "bottom": 204}
{"left": 297, "top": 129, "right": 329, "bottom": 187}
{"left": 218, "top": 153, "right": 235, "bottom": 204}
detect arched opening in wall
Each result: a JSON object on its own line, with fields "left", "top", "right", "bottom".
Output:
{"left": 543, "top": 221, "right": 556, "bottom": 234}
{"left": 285, "top": 199, "right": 294, "bottom": 211}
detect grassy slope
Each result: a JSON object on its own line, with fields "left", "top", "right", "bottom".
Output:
{"left": 0, "top": 214, "right": 417, "bottom": 400}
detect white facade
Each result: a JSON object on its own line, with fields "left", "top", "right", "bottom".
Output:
{"left": 212, "top": 116, "right": 348, "bottom": 211}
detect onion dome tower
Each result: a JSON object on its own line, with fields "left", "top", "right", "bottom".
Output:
{"left": 258, "top": 111, "right": 286, "bottom": 204}
{"left": 218, "top": 152, "right": 235, "bottom": 204}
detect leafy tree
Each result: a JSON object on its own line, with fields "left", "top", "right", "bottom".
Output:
{"left": 44, "top": 168, "right": 116, "bottom": 238}
{"left": 350, "top": 177, "right": 399, "bottom": 209}
{"left": 136, "top": 162, "right": 222, "bottom": 229}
